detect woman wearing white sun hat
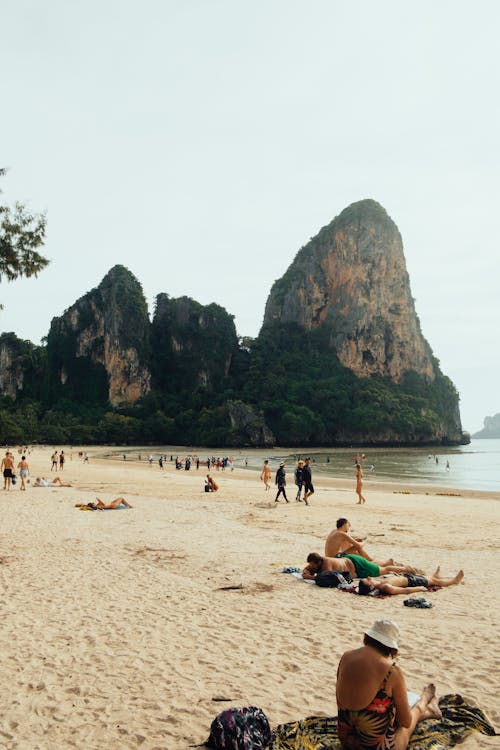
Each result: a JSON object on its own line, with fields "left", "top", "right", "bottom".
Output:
{"left": 336, "top": 620, "right": 442, "bottom": 750}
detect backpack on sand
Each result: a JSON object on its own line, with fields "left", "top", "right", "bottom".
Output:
{"left": 206, "top": 706, "right": 272, "bottom": 749}
{"left": 315, "top": 570, "right": 352, "bottom": 588}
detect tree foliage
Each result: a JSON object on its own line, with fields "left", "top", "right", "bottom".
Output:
{"left": 0, "top": 169, "right": 49, "bottom": 300}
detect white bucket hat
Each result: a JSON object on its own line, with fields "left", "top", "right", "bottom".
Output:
{"left": 365, "top": 619, "right": 399, "bottom": 650}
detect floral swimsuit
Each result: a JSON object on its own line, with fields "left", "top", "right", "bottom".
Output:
{"left": 337, "top": 664, "right": 396, "bottom": 750}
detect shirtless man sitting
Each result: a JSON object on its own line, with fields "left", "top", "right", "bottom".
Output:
{"left": 357, "top": 567, "right": 464, "bottom": 596}
{"left": 325, "top": 517, "right": 393, "bottom": 566}
{"left": 303, "top": 552, "right": 415, "bottom": 581}
{"left": 34, "top": 477, "right": 72, "bottom": 487}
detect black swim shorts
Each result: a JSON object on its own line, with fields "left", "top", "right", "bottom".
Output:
{"left": 3, "top": 469, "right": 12, "bottom": 478}
{"left": 404, "top": 573, "right": 428, "bottom": 588}
{"left": 303, "top": 481, "right": 314, "bottom": 493}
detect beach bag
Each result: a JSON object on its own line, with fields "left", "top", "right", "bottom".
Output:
{"left": 206, "top": 706, "right": 272, "bottom": 749}
{"left": 11, "top": 475, "right": 17, "bottom": 485}
{"left": 315, "top": 570, "right": 352, "bottom": 588}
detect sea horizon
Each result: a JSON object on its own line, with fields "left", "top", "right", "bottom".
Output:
{"left": 100, "top": 438, "right": 500, "bottom": 494}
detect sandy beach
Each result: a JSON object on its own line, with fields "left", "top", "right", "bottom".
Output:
{"left": 0, "top": 447, "right": 498, "bottom": 749}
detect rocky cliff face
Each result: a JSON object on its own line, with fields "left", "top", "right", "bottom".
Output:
{"left": 47, "top": 265, "right": 151, "bottom": 406}
{"left": 0, "top": 333, "right": 29, "bottom": 399}
{"left": 264, "top": 200, "right": 435, "bottom": 383}
{"left": 151, "top": 294, "right": 238, "bottom": 397}
{"left": 227, "top": 400, "right": 275, "bottom": 447}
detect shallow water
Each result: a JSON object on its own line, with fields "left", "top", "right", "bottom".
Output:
{"left": 104, "top": 439, "right": 500, "bottom": 493}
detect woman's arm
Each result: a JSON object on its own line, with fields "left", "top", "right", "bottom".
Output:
{"left": 391, "top": 665, "right": 412, "bottom": 728}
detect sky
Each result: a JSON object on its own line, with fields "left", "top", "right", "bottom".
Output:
{"left": 1, "top": 0, "right": 498, "bottom": 434}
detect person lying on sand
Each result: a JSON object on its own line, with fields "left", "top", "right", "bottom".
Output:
{"left": 34, "top": 477, "right": 72, "bottom": 487}
{"left": 325, "top": 517, "right": 394, "bottom": 566}
{"left": 75, "top": 497, "right": 133, "bottom": 510}
{"left": 357, "top": 567, "right": 464, "bottom": 596}
{"left": 303, "top": 552, "right": 416, "bottom": 581}
{"left": 336, "top": 619, "right": 442, "bottom": 750}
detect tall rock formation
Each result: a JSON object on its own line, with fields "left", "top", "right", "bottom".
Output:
{"left": 46, "top": 265, "right": 151, "bottom": 406}
{"left": 151, "top": 294, "right": 238, "bottom": 398}
{"left": 264, "top": 199, "right": 435, "bottom": 383}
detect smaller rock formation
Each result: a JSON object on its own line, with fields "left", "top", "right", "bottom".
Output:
{"left": 227, "top": 400, "right": 275, "bottom": 447}
{"left": 0, "top": 333, "right": 30, "bottom": 398}
{"left": 151, "top": 294, "right": 238, "bottom": 397}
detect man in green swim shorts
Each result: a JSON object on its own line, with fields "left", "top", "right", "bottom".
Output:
{"left": 303, "top": 552, "right": 415, "bottom": 581}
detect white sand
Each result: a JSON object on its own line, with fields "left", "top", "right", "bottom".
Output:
{"left": 0, "top": 447, "right": 498, "bottom": 749}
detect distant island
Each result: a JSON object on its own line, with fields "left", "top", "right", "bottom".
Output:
{"left": 472, "top": 413, "right": 500, "bottom": 439}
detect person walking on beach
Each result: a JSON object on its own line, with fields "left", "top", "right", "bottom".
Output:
{"left": 260, "top": 459, "right": 271, "bottom": 491}
{"left": 274, "top": 462, "right": 289, "bottom": 503}
{"left": 17, "top": 455, "right": 30, "bottom": 491}
{"left": 2, "top": 451, "right": 15, "bottom": 490}
{"left": 294, "top": 460, "right": 304, "bottom": 501}
{"left": 336, "top": 619, "right": 442, "bottom": 750}
{"left": 302, "top": 457, "right": 314, "bottom": 505}
{"left": 59, "top": 451, "right": 65, "bottom": 470}
{"left": 51, "top": 451, "right": 58, "bottom": 471}
{"left": 355, "top": 462, "right": 366, "bottom": 504}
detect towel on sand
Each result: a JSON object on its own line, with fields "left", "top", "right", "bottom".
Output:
{"left": 270, "top": 694, "right": 495, "bottom": 750}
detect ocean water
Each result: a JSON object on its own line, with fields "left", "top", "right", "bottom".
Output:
{"left": 274, "top": 439, "right": 500, "bottom": 493}
{"left": 108, "top": 439, "right": 500, "bottom": 493}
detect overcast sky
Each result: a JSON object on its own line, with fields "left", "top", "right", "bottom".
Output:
{"left": 1, "top": 1, "right": 498, "bottom": 433}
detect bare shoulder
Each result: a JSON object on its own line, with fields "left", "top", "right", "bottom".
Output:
{"left": 388, "top": 663, "right": 405, "bottom": 686}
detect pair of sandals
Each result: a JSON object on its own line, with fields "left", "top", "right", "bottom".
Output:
{"left": 404, "top": 597, "right": 433, "bottom": 608}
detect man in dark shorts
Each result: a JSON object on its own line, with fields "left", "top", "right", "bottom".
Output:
{"left": 1, "top": 451, "right": 15, "bottom": 490}
{"left": 357, "top": 566, "right": 464, "bottom": 596}
{"left": 302, "top": 457, "right": 314, "bottom": 505}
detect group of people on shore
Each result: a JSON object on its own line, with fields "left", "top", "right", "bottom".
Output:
{"left": 260, "top": 458, "right": 315, "bottom": 505}
{"left": 260, "top": 454, "right": 370, "bottom": 506}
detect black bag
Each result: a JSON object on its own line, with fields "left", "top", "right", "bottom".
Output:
{"left": 315, "top": 570, "right": 352, "bottom": 588}
{"left": 206, "top": 706, "right": 272, "bottom": 749}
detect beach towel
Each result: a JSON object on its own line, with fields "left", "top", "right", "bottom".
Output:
{"left": 270, "top": 694, "right": 495, "bottom": 750}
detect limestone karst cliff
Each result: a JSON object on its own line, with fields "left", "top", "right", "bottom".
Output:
{"left": 151, "top": 293, "right": 238, "bottom": 398}
{"left": 0, "top": 333, "right": 35, "bottom": 399}
{"left": 264, "top": 199, "right": 435, "bottom": 383}
{"left": 46, "top": 265, "right": 151, "bottom": 407}
{"left": 0, "top": 199, "right": 465, "bottom": 446}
